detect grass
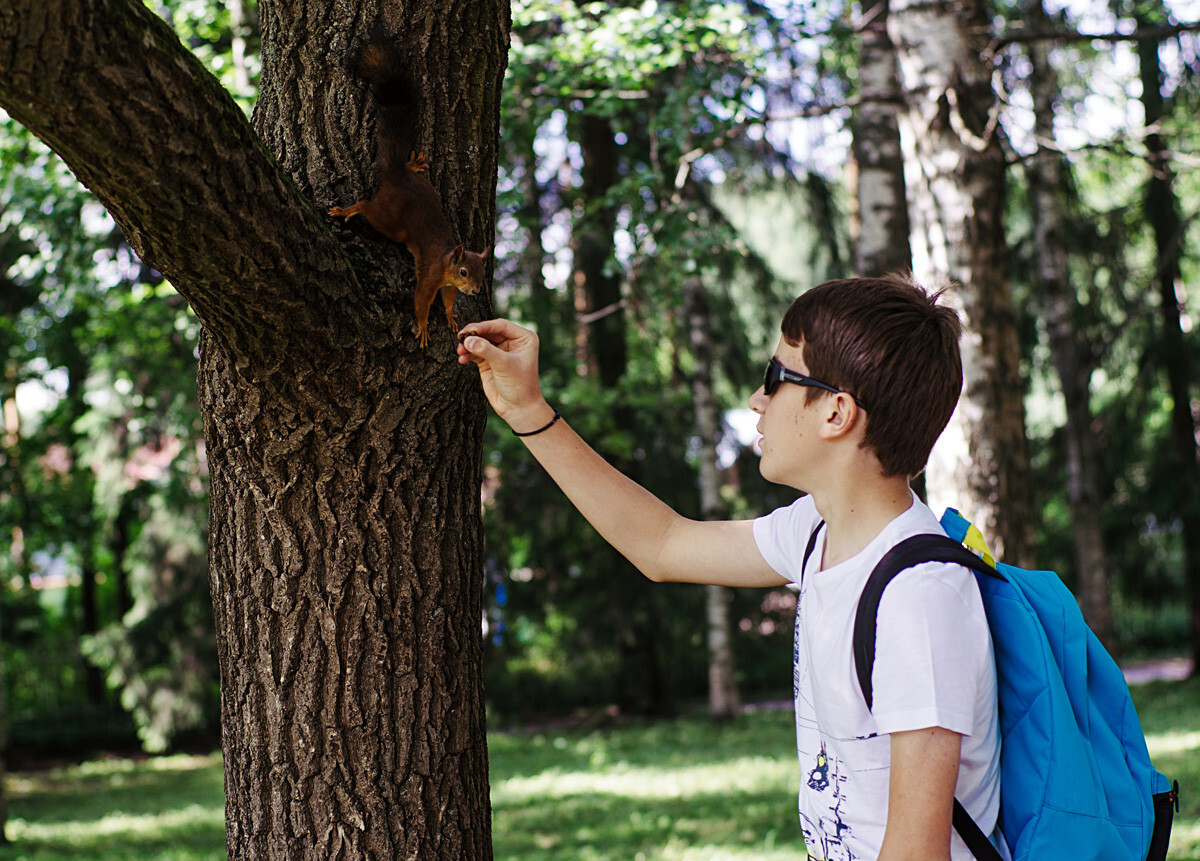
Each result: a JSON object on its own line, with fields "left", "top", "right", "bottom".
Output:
{"left": 0, "top": 753, "right": 225, "bottom": 861}
{"left": 2, "top": 679, "right": 1200, "bottom": 860}
{"left": 488, "top": 708, "right": 806, "bottom": 860}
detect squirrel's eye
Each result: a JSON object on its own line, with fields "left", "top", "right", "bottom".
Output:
{"left": 460, "top": 268, "right": 468, "bottom": 278}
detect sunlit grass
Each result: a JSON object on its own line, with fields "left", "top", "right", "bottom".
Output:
{"left": 3, "top": 682, "right": 1200, "bottom": 860}
{"left": 0, "top": 753, "right": 224, "bottom": 861}
{"left": 489, "top": 709, "right": 809, "bottom": 860}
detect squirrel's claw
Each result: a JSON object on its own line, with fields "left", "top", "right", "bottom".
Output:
{"left": 406, "top": 151, "right": 429, "bottom": 174}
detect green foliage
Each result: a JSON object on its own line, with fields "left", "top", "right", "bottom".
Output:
{"left": 146, "top": 0, "right": 260, "bottom": 110}
{"left": 0, "top": 0, "right": 230, "bottom": 754}
{"left": 4, "top": 0, "right": 1197, "bottom": 753}
{"left": 1004, "top": 5, "right": 1199, "bottom": 655}
{"left": 485, "top": 0, "right": 830, "bottom": 719}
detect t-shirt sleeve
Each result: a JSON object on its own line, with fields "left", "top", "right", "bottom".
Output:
{"left": 869, "top": 562, "right": 993, "bottom": 737}
{"left": 752, "top": 496, "right": 820, "bottom": 585}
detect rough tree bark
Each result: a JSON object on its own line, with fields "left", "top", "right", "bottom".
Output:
{"left": 0, "top": 0, "right": 509, "bottom": 857}
{"left": 888, "top": 0, "right": 1036, "bottom": 565}
{"left": 1023, "top": 0, "right": 1117, "bottom": 653}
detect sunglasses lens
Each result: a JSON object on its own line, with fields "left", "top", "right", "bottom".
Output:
{"left": 764, "top": 360, "right": 781, "bottom": 395}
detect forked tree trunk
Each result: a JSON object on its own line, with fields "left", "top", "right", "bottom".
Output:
{"left": 0, "top": 0, "right": 509, "bottom": 856}
{"left": 889, "top": 0, "right": 1036, "bottom": 565}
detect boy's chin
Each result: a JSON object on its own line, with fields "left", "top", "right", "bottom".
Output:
{"left": 756, "top": 459, "right": 788, "bottom": 487}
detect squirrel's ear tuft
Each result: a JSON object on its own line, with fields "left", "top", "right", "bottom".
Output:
{"left": 481, "top": 246, "right": 492, "bottom": 261}
{"left": 451, "top": 244, "right": 465, "bottom": 262}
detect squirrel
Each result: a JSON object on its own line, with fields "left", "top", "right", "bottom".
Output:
{"left": 328, "top": 38, "right": 490, "bottom": 349}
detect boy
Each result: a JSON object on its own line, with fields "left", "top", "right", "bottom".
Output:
{"left": 457, "top": 274, "right": 1003, "bottom": 861}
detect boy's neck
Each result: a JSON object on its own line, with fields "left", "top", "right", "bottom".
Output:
{"left": 811, "top": 474, "right": 914, "bottom": 569}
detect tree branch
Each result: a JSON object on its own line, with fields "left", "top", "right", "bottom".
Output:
{"left": 0, "top": 0, "right": 356, "bottom": 350}
{"left": 990, "top": 20, "right": 1200, "bottom": 50}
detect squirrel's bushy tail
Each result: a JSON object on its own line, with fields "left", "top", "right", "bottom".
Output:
{"left": 354, "top": 37, "right": 418, "bottom": 178}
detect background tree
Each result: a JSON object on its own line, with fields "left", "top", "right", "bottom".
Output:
{"left": 1020, "top": 0, "right": 1118, "bottom": 652}
{"left": 851, "top": 0, "right": 912, "bottom": 278}
{"left": 1131, "top": 1, "right": 1200, "bottom": 669}
{"left": 0, "top": 2, "right": 1197, "bottom": 819}
{"left": 888, "top": 0, "right": 1036, "bottom": 564}
{"left": 1, "top": 1, "right": 507, "bottom": 858}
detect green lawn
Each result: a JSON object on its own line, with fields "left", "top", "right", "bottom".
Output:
{"left": 488, "top": 709, "right": 806, "bottom": 860}
{"left": 2, "top": 679, "right": 1199, "bottom": 860}
{"left": 1, "top": 754, "right": 225, "bottom": 861}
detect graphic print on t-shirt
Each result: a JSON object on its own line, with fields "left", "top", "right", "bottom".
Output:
{"left": 799, "top": 738, "right": 854, "bottom": 861}
{"left": 794, "top": 596, "right": 857, "bottom": 860}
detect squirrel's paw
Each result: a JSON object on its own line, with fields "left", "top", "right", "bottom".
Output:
{"left": 406, "top": 152, "right": 429, "bottom": 174}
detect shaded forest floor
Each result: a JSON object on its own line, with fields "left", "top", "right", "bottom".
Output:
{"left": 1, "top": 671, "right": 1198, "bottom": 860}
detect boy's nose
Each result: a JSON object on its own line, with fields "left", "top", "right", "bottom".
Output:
{"left": 748, "top": 386, "right": 767, "bottom": 414}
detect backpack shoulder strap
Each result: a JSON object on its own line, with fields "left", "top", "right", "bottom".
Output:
{"left": 854, "top": 533, "right": 1006, "bottom": 861}
{"left": 853, "top": 533, "right": 1001, "bottom": 710}
{"left": 954, "top": 799, "right": 1004, "bottom": 861}
{"left": 801, "top": 520, "right": 825, "bottom": 587}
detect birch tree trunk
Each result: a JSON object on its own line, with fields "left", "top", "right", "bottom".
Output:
{"left": 888, "top": 0, "right": 1036, "bottom": 565}
{"left": 1023, "top": 0, "right": 1117, "bottom": 653}
{"left": 0, "top": 0, "right": 509, "bottom": 856}
{"left": 686, "top": 276, "right": 741, "bottom": 720}
{"left": 852, "top": 0, "right": 912, "bottom": 278}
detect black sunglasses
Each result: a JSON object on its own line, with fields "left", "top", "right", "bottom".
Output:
{"left": 763, "top": 357, "right": 867, "bottom": 410}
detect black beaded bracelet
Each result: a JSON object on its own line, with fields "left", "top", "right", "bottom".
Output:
{"left": 512, "top": 410, "right": 561, "bottom": 437}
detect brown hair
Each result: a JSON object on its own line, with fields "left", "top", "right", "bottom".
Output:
{"left": 780, "top": 274, "right": 963, "bottom": 478}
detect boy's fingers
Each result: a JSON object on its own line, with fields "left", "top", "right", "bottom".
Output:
{"left": 458, "top": 318, "right": 516, "bottom": 344}
{"left": 463, "top": 335, "right": 497, "bottom": 359}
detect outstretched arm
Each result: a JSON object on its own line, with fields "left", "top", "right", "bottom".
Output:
{"left": 458, "top": 319, "right": 785, "bottom": 588}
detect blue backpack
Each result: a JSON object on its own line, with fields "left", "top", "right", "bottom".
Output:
{"left": 804, "top": 508, "right": 1178, "bottom": 861}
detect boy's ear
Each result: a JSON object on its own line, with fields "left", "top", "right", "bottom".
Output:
{"left": 818, "top": 394, "right": 864, "bottom": 441}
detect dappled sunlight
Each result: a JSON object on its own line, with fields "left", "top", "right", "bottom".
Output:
{"left": 490, "top": 714, "right": 810, "bottom": 860}
{"left": 7, "top": 803, "right": 223, "bottom": 845}
{"left": 494, "top": 755, "right": 795, "bottom": 802}
{"left": 1166, "top": 818, "right": 1200, "bottom": 859}
{"left": 2, "top": 752, "right": 226, "bottom": 861}
{"left": 1146, "top": 729, "right": 1200, "bottom": 759}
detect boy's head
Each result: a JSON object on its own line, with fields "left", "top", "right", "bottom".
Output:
{"left": 780, "top": 274, "right": 963, "bottom": 478}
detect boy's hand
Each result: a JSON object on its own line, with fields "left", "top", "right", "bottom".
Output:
{"left": 457, "top": 319, "right": 555, "bottom": 433}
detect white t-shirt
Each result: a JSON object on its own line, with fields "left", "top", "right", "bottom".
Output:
{"left": 754, "top": 493, "right": 1003, "bottom": 861}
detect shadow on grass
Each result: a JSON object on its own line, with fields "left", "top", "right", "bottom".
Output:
{"left": 490, "top": 710, "right": 807, "bottom": 860}
{"left": 9, "top": 684, "right": 1197, "bottom": 861}
{"left": 1, "top": 754, "right": 225, "bottom": 861}
{"left": 494, "top": 787, "right": 806, "bottom": 860}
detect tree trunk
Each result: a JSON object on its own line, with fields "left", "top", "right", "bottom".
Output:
{"left": 852, "top": 0, "right": 912, "bottom": 279}
{"left": 1023, "top": 0, "right": 1117, "bottom": 653}
{"left": 1135, "top": 24, "right": 1200, "bottom": 671}
{"left": 572, "top": 113, "right": 626, "bottom": 384}
{"left": 0, "top": 0, "right": 509, "bottom": 856}
{"left": 61, "top": 311, "right": 107, "bottom": 703}
{"left": 888, "top": 0, "right": 1036, "bottom": 565}
{"left": 570, "top": 111, "right": 667, "bottom": 715}
{"left": 686, "top": 276, "right": 741, "bottom": 720}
